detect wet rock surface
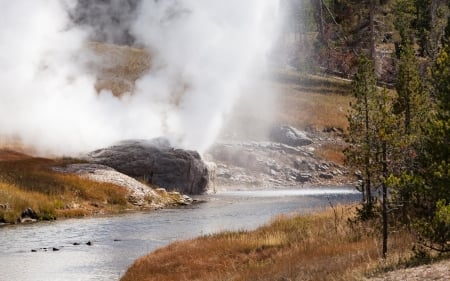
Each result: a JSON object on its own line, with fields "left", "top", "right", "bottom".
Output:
{"left": 86, "top": 138, "right": 212, "bottom": 195}
{"left": 206, "top": 128, "right": 350, "bottom": 189}
{"left": 19, "top": 208, "right": 39, "bottom": 223}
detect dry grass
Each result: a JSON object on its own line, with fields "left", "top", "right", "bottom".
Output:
{"left": 121, "top": 206, "right": 415, "bottom": 281}
{"left": 274, "top": 70, "right": 353, "bottom": 132}
{"left": 0, "top": 152, "right": 131, "bottom": 223}
{"left": 89, "top": 42, "right": 151, "bottom": 96}
{"left": 315, "top": 143, "right": 347, "bottom": 166}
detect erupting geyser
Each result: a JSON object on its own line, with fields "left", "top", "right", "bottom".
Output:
{"left": 0, "top": 0, "right": 280, "bottom": 155}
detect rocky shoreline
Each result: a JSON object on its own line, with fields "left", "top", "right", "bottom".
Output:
{"left": 206, "top": 125, "right": 353, "bottom": 190}
{"left": 53, "top": 163, "right": 193, "bottom": 208}
{"left": 1, "top": 124, "right": 354, "bottom": 226}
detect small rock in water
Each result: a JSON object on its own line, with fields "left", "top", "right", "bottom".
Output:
{"left": 86, "top": 241, "right": 93, "bottom": 246}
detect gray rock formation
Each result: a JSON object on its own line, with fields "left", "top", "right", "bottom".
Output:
{"left": 270, "top": 125, "right": 313, "bottom": 147}
{"left": 86, "top": 138, "right": 212, "bottom": 194}
{"left": 53, "top": 163, "right": 165, "bottom": 207}
{"left": 206, "top": 139, "right": 349, "bottom": 188}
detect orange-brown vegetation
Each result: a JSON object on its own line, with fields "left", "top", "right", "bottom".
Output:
{"left": 0, "top": 152, "right": 130, "bottom": 223}
{"left": 89, "top": 42, "right": 151, "bottom": 96}
{"left": 315, "top": 143, "right": 347, "bottom": 166}
{"left": 121, "top": 206, "right": 414, "bottom": 281}
{"left": 275, "top": 70, "right": 352, "bottom": 132}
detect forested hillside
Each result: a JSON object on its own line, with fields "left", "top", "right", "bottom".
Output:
{"left": 281, "top": 0, "right": 450, "bottom": 258}
{"left": 280, "top": 0, "right": 449, "bottom": 84}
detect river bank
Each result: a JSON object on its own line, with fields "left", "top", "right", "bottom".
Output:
{"left": 120, "top": 203, "right": 416, "bottom": 281}
{"left": 0, "top": 188, "right": 359, "bottom": 281}
{"left": 0, "top": 149, "right": 192, "bottom": 225}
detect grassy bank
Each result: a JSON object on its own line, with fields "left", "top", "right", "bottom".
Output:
{"left": 121, "top": 206, "right": 414, "bottom": 281}
{"left": 0, "top": 149, "right": 157, "bottom": 224}
{"left": 274, "top": 70, "right": 353, "bottom": 132}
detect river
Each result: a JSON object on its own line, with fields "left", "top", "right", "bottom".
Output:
{"left": 0, "top": 187, "right": 360, "bottom": 281}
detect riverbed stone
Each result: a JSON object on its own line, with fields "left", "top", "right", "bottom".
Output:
{"left": 296, "top": 173, "right": 312, "bottom": 183}
{"left": 21, "top": 208, "right": 39, "bottom": 220}
{"left": 319, "top": 173, "right": 334, "bottom": 180}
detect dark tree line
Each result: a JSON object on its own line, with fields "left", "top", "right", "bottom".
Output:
{"left": 282, "top": 0, "right": 450, "bottom": 83}
{"left": 345, "top": 0, "right": 450, "bottom": 257}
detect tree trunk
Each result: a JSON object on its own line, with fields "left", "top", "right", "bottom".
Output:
{"left": 365, "top": 91, "right": 372, "bottom": 206}
{"left": 382, "top": 140, "right": 388, "bottom": 258}
{"left": 319, "top": 0, "right": 325, "bottom": 40}
{"left": 369, "top": 0, "right": 376, "bottom": 62}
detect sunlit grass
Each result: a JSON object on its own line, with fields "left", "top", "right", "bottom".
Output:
{"left": 277, "top": 84, "right": 352, "bottom": 132}
{"left": 121, "top": 206, "right": 415, "bottom": 281}
{"left": 0, "top": 153, "right": 130, "bottom": 223}
{"left": 274, "top": 69, "right": 352, "bottom": 132}
{"left": 314, "top": 143, "right": 347, "bottom": 165}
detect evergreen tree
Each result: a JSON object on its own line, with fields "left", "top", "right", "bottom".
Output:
{"left": 411, "top": 43, "right": 450, "bottom": 252}
{"left": 372, "top": 87, "right": 399, "bottom": 257}
{"left": 347, "top": 58, "right": 399, "bottom": 255}
{"left": 346, "top": 56, "right": 377, "bottom": 212}
{"left": 389, "top": 40, "right": 429, "bottom": 225}
{"left": 392, "top": 0, "right": 416, "bottom": 44}
{"left": 394, "top": 41, "right": 426, "bottom": 136}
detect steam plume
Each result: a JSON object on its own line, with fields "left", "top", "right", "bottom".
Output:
{"left": 0, "top": 0, "right": 279, "bottom": 155}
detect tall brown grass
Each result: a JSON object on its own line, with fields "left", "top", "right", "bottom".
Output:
{"left": 0, "top": 153, "right": 130, "bottom": 223}
{"left": 275, "top": 70, "right": 353, "bottom": 132}
{"left": 314, "top": 143, "right": 347, "bottom": 166}
{"left": 121, "top": 206, "right": 414, "bottom": 281}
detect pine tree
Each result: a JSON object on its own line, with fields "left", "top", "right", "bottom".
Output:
{"left": 347, "top": 57, "right": 399, "bottom": 255}
{"left": 346, "top": 56, "right": 377, "bottom": 213}
{"left": 412, "top": 43, "right": 450, "bottom": 253}
{"left": 392, "top": 0, "right": 416, "bottom": 44}
{"left": 371, "top": 87, "right": 399, "bottom": 258}
{"left": 390, "top": 40, "right": 429, "bottom": 223}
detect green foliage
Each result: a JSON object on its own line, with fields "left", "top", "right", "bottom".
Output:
{"left": 346, "top": 56, "right": 377, "bottom": 207}
{"left": 415, "top": 200, "right": 450, "bottom": 253}
{"left": 394, "top": 41, "right": 427, "bottom": 135}
{"left": 392, "top": 43, "right": 450, "bottom": 254}
{"left": 392, "top": 0, "right": 416, "bottom": 42}
{"left": 421, "top": 44, "right": 450, "bottom": 204}
{"left": 339, "top": 0, "right": 450, "bottom": 257}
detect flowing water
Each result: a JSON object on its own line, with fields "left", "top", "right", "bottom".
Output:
{"left": 0, "top": 187, "right": 359, "bottom": 281}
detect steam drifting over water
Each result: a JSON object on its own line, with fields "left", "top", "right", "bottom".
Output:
{"left": 0, "top": 0, "right": 279, "bottom": 155}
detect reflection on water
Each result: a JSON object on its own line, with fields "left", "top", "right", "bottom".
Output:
{"left": 220, "top": 188, "right": 359, "bottom": 197}
{"left": 0, "top": 188, "right": 359, "bottom": 281}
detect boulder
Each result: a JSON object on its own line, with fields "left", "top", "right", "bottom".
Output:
{"left": 319, "top": 173, "right": 334, "bottom": 180}
{"left": 270, "top": 125, "right": 313, "bottom": 147}
{"left": 87, "top": 138, "right": 212, "bottom": 194}
{"left": 19, "top": 207, "right": 39, "bottom": 223}
{"left": 296, "top": 173, "right": 312, "bottom": 183}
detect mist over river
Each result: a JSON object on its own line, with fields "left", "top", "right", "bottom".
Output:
{"left": 0, "top": 187, "right": 359, "bottom": 281}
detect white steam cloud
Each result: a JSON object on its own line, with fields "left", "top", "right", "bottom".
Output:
{"left": 0, "top": 0, "right": 279, "bottom": 155}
